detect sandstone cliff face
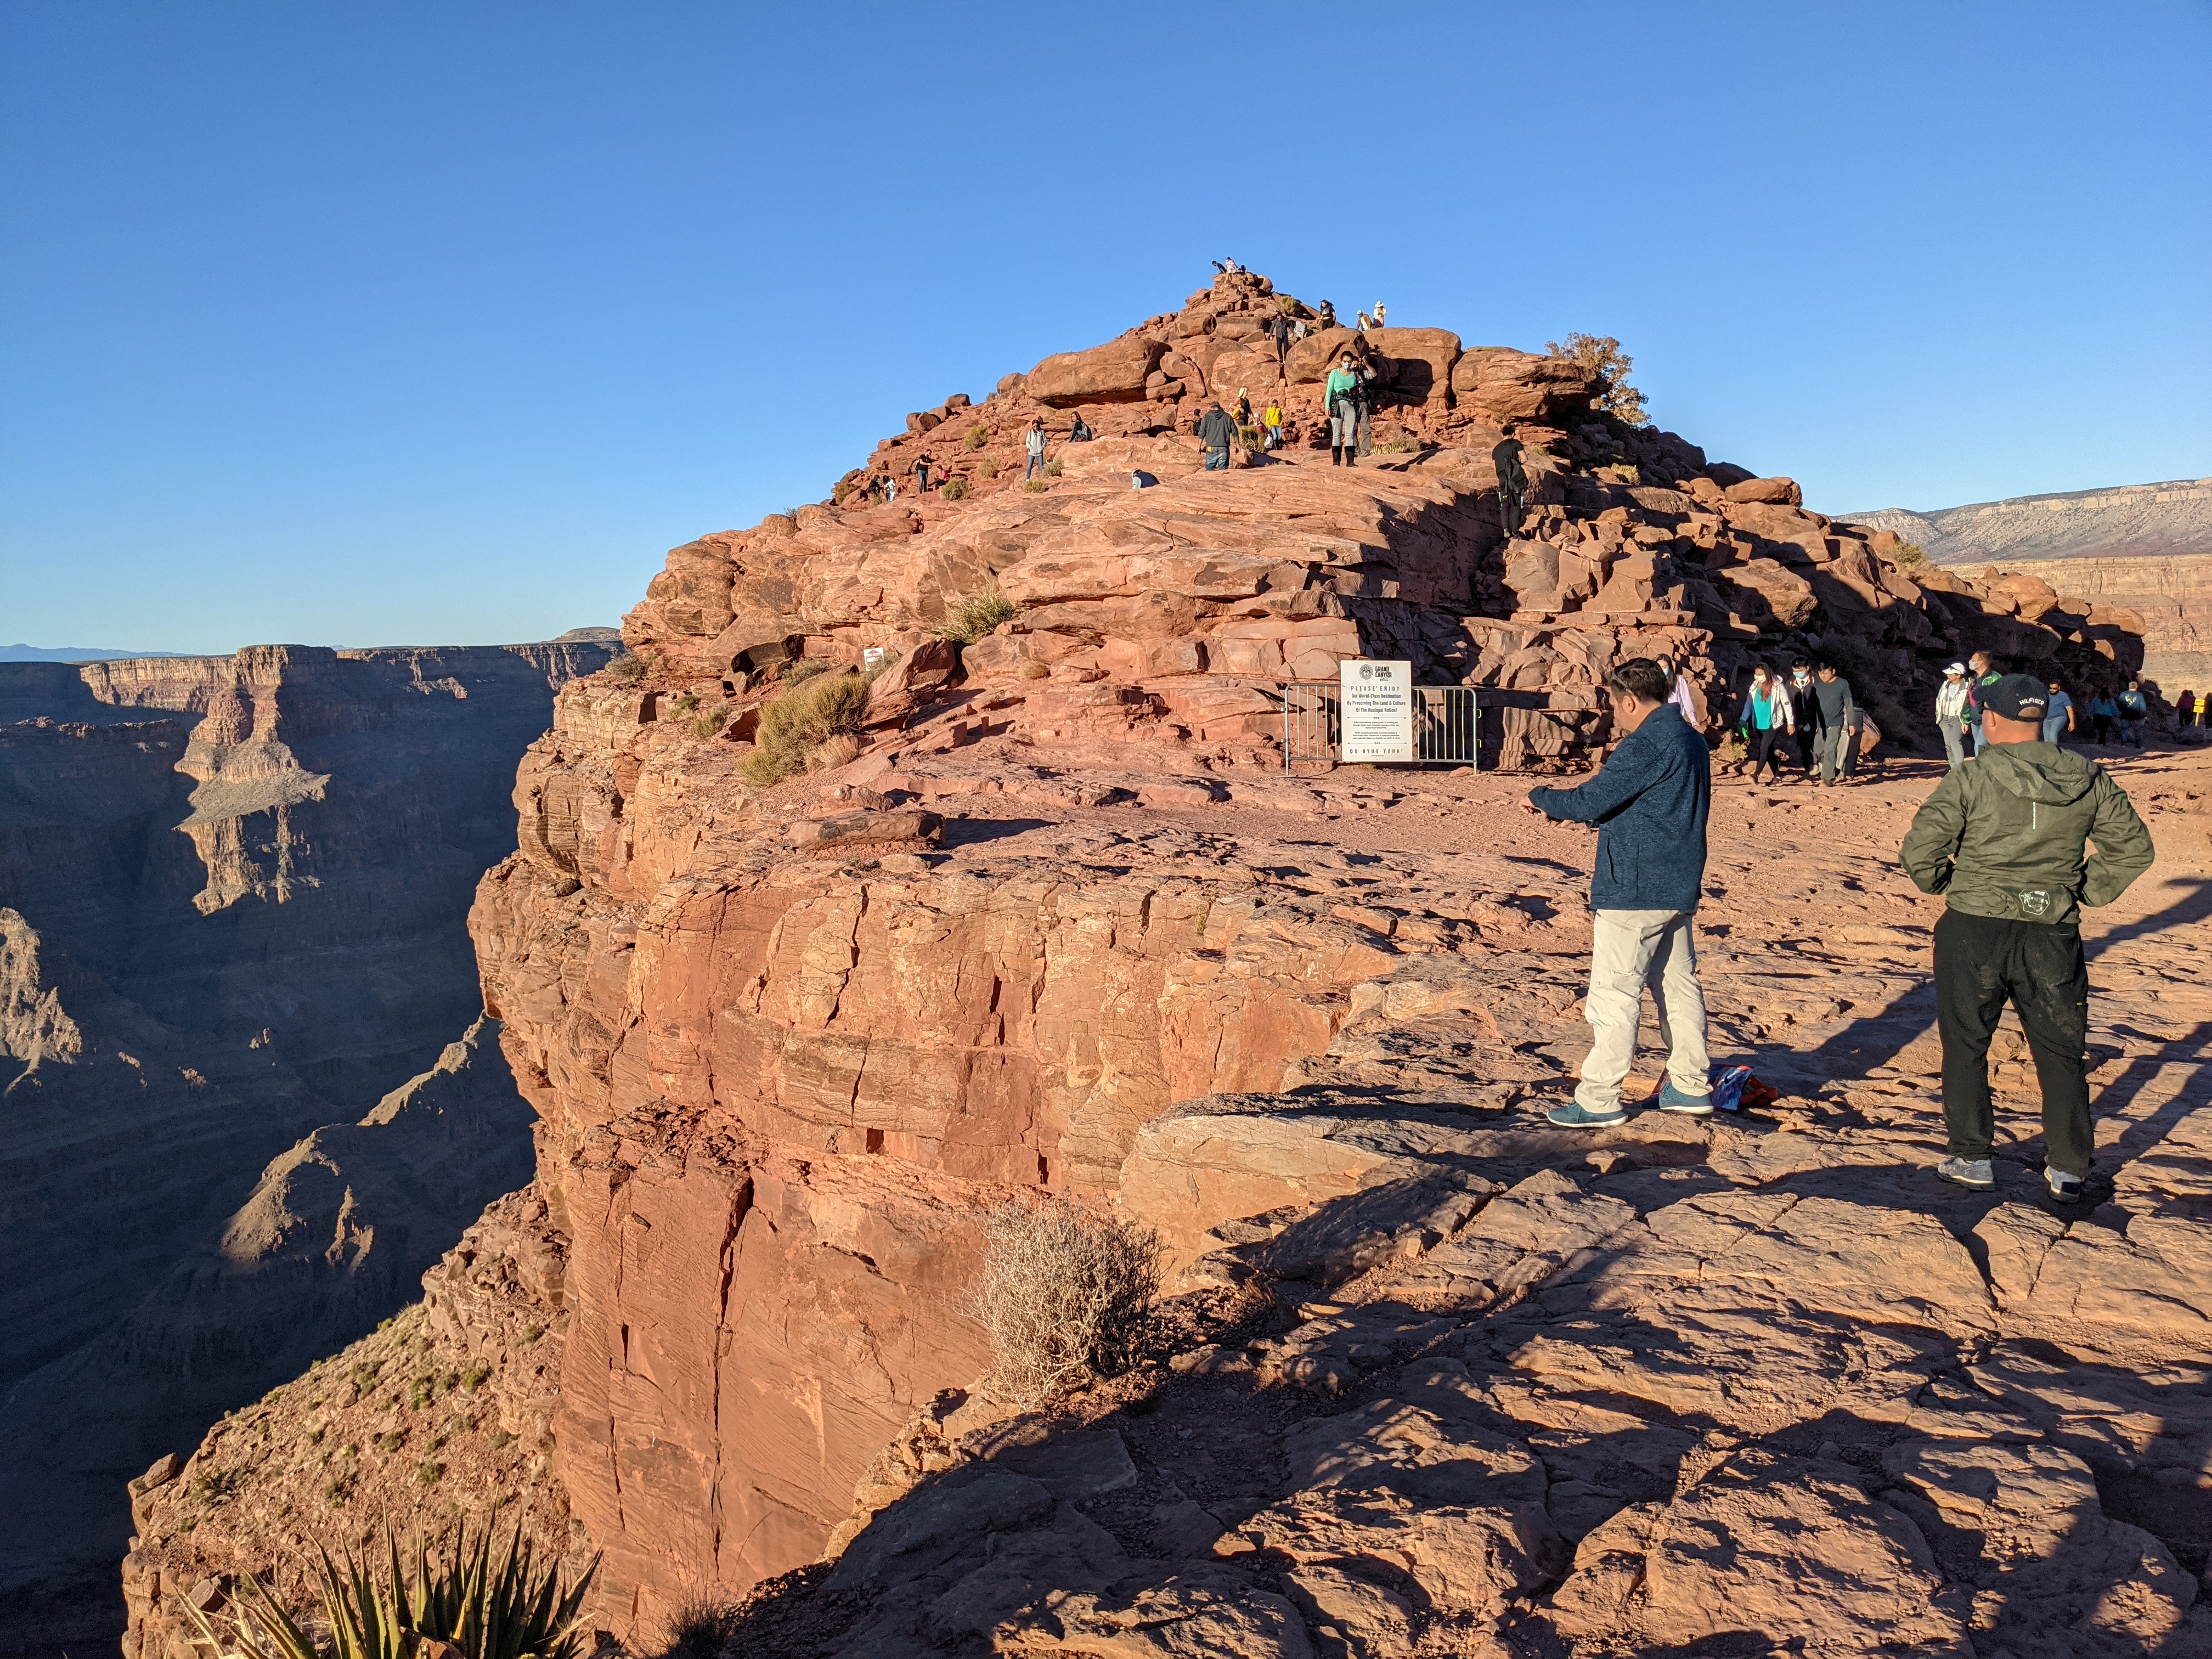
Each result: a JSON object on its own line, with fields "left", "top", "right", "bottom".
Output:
{"left": 426, "top": 273, "right": 2161, "bottom": 1643}
{"left": 0, "top": 641, "right": 611, "bottom": 1652}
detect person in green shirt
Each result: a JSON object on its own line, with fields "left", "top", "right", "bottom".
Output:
{"left": 1900, "top": 674, "right": 2154, "bottom": 1202}
{"left": 1324, "top": 354, "right": 1365, "bottom": 467}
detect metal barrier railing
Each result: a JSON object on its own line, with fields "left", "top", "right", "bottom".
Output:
{"left": 1272, "top": 681, "right": 1480, "bottom": 773}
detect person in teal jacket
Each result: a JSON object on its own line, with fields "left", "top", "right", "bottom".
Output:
{"left": 1324, "top": 355, "right": 1366, "bottom": 467}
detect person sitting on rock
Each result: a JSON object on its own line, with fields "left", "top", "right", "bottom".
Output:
{"left": 1356, "top": 309, "right": 1373, "bottom": 332}
{"left": 1130, "top": 469, "right": 1157, "bottom": 490}
{"left": 1070, "top": 411, "right": 1093, "bottom": 443}
{"left": 1901, "top": 673, "right": 2153, "bottom": 1201}
{"left": 1492, "top": 423, "right": 1528, "bottom": 531}
{"left": 1324, "top": 355, "right": 1366, "bottom": 466}
{"left": 1523, "top": 657, "right": 1716, "bottom": 1128}
{"left": 1024, "top": 418, "right": 1048, "bottom": 479}
{"left": 1195, "top": 402, "right": 1239, "bottom": 471}
{"left": 1233, "top": 388, "right": 1253, "bottom": 430}
{"left": 1317, "top": 300, "right": 1338, "bottom": 329}
{"left": 1373, "top": 301, "right": 1387, "bottom": 329}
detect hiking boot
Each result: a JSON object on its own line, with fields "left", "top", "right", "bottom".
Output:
{"left": 1936, "top": 1156, "right": 1995, "bottom": 1191}
{"left": 1547, "top": 1098, "right": 1627, "bottom": 1128}
{"left": 1656, "top": 1079, "right": 1714, "bottom": 1116}
{"left": 2046, "top": 1167, "right": 2086, "bottom": 1203}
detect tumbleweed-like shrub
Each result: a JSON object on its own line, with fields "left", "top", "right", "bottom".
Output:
{"left": 935, "top": 590, "right": 1017, "bottom": 646}
{"left": 741, "top": 671, "right": 870, "bottom": 787}
{"left": 974, "top": 1197, "right": 1161, "bottom": 1403}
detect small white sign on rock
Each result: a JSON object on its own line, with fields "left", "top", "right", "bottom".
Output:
{"left": 1339, "top": 659, "right": 1414, "bottom": 763}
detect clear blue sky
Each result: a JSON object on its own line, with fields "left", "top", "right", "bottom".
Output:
{"left": 4, "top": 2, "right": 2207, "bottom": 654}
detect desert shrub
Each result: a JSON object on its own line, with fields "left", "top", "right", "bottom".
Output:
{"left": 977, "top": 456, "right": 1001, "bottom": 479}
{"left": 691, "top": 708, "right": 727, "bottom": 739}
{"left": 963, "top": 421, "right": 990, "bottom": 451}
{"left": 183, "top": 1524, "right": 599, "bottom": 1659}
{"left": 741, "top": 672, "right": 871, "bottom": 787}
{"left": 1024, "top": 478, "right": 1048, "bottom": 493}
{"left": 1599, "top": 461, "right": 1641, "bottom": 484}
{"left": 1545, "top": 331, "right": 1649, "bottom": 426}
{"left": 806, "top": 731, "right": 862, "bottom": 772}
{"left": 936, "top": 590, "right": 1018, "bottom": 645}
{"left": 460, "top": 1363, "right": 490, "bottom": 1393}
{"left": 669, "top": 691, "right": 698, "bottom": 715}
{"left": 654, "top": 1594, "right": 746, "bottom": 1659}
{"left": 939, "top": 477, "right": 969, "bottom": 501}
{"left": 414, "top": 1460, "right": 443, "bottom": 1487}
{"left": 607, "top": 652, "right": 646, "bottom": 684}
{"left": 1891, "top": 540, "right": 1931, "bottom": 569}
{"left": 782, "top": 657, "right": 827, "bottom": 685}
{"left": 974, "top": 1197, "right": 1161, "bottom": 1403}
{"left": 408, "top": 1376, "right": 433, "bottom": 1409}
{"left": 1018, "top": 658, "right": 1051, "bottom": 680}
{"left": 1043, "top": 458, "right": 1063, "bottom": 477}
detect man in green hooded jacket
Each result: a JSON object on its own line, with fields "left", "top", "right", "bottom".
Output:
{"left": 1900, "top": 674, "right": 2154, "bottom": 1201}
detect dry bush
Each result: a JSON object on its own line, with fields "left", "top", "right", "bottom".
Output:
{"left": 652, "top": 1592, "right": 744, "bottom": 1659}
{"left": 1023, "top": 478, "right": 1048, "bottom": 493}
{"left": 607, "top": 652, "right": 647, "bottom": 684}
{"left": 1892, "top": 540, "right": 1931, "bottom": 569}
{"left": 740, "top": 672, "right": 870, "bottom": 787}
{"left": 806, "top": 731, "right": 861, "bottom": 771}
{"left": 974, "top": 1197, "right": 1161, "bottom": 1403}
{"left": 691, "top": 707, "right": 728, "bottom": 739}
{"left": 939, "top": 477, "right": 969, "bottom": 501}
{"left": 1018, "top": 658, "right": 1051, "bottom": 680}
{"left": 1545, "top": 331, "right": 1649, "bottom": 427}
{"left": 936, "top": 590, "right": 1018, "bottom": 645}
{"left": 977, "top": 456, "right": 1001, "bottom": 479}
{"left": 963, "top": 422, "right": 990, "bottom": 451}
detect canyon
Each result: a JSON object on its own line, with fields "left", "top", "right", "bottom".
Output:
{"left": 0, "top": 639, "right": 614, "bottom": 1654}
{"left": 114, "top": 273, "right": 2212, "bottom": 1658}
{"left": 1849, "top": 479, "right": 2212, "bottom": 689}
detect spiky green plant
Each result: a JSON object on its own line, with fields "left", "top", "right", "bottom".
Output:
{"left": 935, "top": 590, "right": 1018, "bottom": 646}
{"left": 184, "top": 1523, "right": 599, "bottom": 1659}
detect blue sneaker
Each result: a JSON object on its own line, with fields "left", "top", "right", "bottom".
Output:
{"left": 1547, "top": 1098, "right": 1628, "bottom": 1128}
{"left": 1657, "top": 1079, "right": 1714, "bottom": 1116}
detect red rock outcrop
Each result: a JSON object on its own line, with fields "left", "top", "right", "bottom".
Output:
{"left": 122, "top": 273, "right": 2191, "bottom": 1655}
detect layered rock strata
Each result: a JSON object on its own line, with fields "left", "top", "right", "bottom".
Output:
{"left": 1, "top": 640, "right": 610, "bottom": 1650}
{"left": 121, "top": 274, "right": 2188, "bottom": 1654}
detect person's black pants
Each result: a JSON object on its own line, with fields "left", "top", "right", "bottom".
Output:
{"left": 1934, "top": 909, "right": 2092, "bottom": 1175}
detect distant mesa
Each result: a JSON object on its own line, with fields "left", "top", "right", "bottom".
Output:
{"left": 1844, "top": 478, "right": 2212, "bottom": 686}
{"left": 0, "top": 643, "right": 191, "bottom": 662}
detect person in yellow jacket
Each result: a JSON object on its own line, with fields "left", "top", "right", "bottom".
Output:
{"left": 1261, "top": 400, "right": 1285, "bottom": 451}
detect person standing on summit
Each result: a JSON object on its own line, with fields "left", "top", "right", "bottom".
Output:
{"left": 1901, "top": 674, "right": 2154, "bottom": 1201}
{"left": 1324, "top": 355, "right": 1365, "bottom": 467}
{"left": 1523, "top": 658, "right": 1716, "bottom": 1127}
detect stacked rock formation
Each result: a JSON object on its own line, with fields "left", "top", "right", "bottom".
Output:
{"left": 117, "top": 274, "right": 2187, "bottom": 1656}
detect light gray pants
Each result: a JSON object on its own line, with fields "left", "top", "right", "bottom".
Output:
{"left": 1814, "top": 724, "right": 1849, "bottom": 782}
{"left": 1575, "top": 909, "right": 1711, "bottom": 1114}
{"left": 1939, "top": 721, "right": 1966, "bottom": 771}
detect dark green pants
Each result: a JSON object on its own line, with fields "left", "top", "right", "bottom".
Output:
{"left": 1934, "top": 909, "right": 2092, "bottom": 1175}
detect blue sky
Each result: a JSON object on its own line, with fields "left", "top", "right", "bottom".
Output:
{"left": 3, "top": 2, "right": 2207, "bottom": 654}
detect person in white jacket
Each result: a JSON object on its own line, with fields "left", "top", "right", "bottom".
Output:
{"left": 1935, "top": 663, "right": 1971, "bottom": 772}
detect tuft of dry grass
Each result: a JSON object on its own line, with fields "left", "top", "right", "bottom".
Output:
{"left": 806, "top": 732, "right": 861, "bottom": 772}
{"left": 974, "top": 1197, "right": 1160, "bottom": 1403}
{"left": 1018, "top": 658, "right": 1051, "bottom": 680}
{"left": 741, "top": 673, "right": 870, "bottom": 787}
{"left": 935, "top": 591, "right": 1017, "bottom": 646}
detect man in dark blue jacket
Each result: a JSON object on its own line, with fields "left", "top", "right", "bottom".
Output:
{"left": 1524, "top": 658, "right": 1714, "bottom": 1126}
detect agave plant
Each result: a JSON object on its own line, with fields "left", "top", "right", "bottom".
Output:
{"left": 184, "top": 1522, "right": 599, "bottom": 1659}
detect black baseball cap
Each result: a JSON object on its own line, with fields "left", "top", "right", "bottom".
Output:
{"left": 1984, "top": 674, "right": 2050, "bottom": 721}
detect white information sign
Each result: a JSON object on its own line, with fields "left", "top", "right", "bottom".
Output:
{"left": 1339, "top": 658, "right": 1414, "bottom": 763}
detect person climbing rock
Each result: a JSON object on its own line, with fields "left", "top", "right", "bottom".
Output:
{"left": 1810, "top": 661, "right": 1857, "bottom": 787}
{"left": 1195, "top": 401, "right": 1238, "bottom": 471}
{"left": 1492, "top": 424, "right": 1527, "bottom": 533}
{"left": 1936, "top": 664, "right": 1972, "bottom": 772}
{"left": 1901, "top": 673, "right": 2154, "bottom": 1202}
{"left": 1024, "top": 418, "right": 1048, "bottom": 479}
{"left": 1523, "top": 658, "right": 1714, "bottom": 1127}
{"left": 1324, "top": 355, "right": 1365, "bottom": 466}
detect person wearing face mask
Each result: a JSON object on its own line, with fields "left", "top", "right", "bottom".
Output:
{"left": 1785, "top": 660, "right": 1820, "bottom": 781}
{"left": 1324, "top": 354, "right": 1367, "bottom": 467}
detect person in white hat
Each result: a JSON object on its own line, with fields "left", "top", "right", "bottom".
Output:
{"left": 1935, "top": 663, "right": 1972, "bottom": 772}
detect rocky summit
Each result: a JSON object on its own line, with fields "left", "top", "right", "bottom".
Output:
{"left": 117, "top": 274, "right": 2212, "bottom": 1659}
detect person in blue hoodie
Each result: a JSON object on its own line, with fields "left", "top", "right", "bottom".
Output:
{"left": 1524, "top": 658, "right": 1714, "bottom": 1126}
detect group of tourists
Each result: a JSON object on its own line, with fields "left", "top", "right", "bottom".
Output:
{"left": 1729, "top": 658, "right": 1875, "bottom": 787}
{"left": 1526, "top": 654, "right": 2154, "bottom": 1207}
{"left": 1937, "top": 652, "right": 2149, "bottom": 769}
